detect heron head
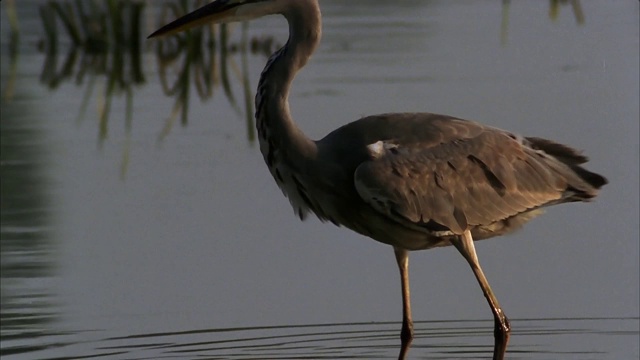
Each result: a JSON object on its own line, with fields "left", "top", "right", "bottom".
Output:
{"left": 148, "top": 0, "right": 285, "bottom": 38}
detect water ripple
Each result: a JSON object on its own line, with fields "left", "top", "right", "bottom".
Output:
{"left": 12, "top": 317, "right": 636, "bottom": 360}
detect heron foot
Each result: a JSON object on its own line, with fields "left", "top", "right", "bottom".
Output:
{"left": 400, "top": 319, "right": 414, "bottom": 344}
{"left": 398, "top": 320, "right": 414, "bottom": 360}
{"left": 492, "top": 313, "right": 510, "bottom": 360}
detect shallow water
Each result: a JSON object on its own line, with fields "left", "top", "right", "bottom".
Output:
{"left": 6, "top": 318, "right": 639, "bottom": 359}
{"left": 1, "top": 1, "right": 639, "bottom": 359}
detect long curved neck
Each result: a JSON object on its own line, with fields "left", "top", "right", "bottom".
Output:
{"left": 255, "top": 1, "right": 321, "bottom": 168}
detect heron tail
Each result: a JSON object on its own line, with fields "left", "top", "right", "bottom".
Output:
{"left": 525, "top": 136, "right": 608, "bottom": 199}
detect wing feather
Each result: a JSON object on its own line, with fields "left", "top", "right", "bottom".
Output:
{"left": 354, "top": 128, "right": 578, "bottom": 235}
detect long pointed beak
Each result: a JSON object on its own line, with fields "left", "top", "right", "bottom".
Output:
{"left": 148, "top": 0, "right": 239, "bottom": 38}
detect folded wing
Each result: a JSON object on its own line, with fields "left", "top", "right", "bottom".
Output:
{"left": 354, "top": 129, "right": 605, "bottom": 235}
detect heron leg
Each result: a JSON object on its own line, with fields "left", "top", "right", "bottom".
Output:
{"left": 450, "top": 230, "right": 510, "bottom": 360}
{"left": 394, "top": 247, "right": 414, "bottom": 347}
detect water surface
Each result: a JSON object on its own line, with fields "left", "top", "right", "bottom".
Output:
{"left": 1, "top": 1, "right": 638, "bottom": 359}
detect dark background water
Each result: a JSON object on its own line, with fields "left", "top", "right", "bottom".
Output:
{"left": 1, "top": 1, "right": 638, "bottom": 359}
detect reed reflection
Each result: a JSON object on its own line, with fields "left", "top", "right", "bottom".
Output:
{"left": 35, "top": 1, "right": 277, "bottom": 145}
{"left": 1, "top": 52, "right": 59, "bottom": 359}
{"left": 1, "top": 2, "right": 62, "bottom": 356}
{"left": 2, "top": 0, "right": 20, "bottom": 102}
{"left": 37, "top": 0, "right": 146, "bottom": 180}
{"left": 33, "top": 0, "right": 276, "bottom": 178}
{"left": 549, "top": 0, "right": 585, "bottom": 24}
{"left": 501, "top": 0, "right": 585, "bottom": 45}
{"left": 153, "top": 1, "right": 277, "bottom": 143}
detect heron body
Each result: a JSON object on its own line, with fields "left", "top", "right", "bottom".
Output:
{"left": 150, "top": 1, "right": 607, "bottom": 359}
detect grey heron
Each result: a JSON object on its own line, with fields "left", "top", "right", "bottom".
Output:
{"left": 149, "top": 1, "right": 607, "bottom": 359}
